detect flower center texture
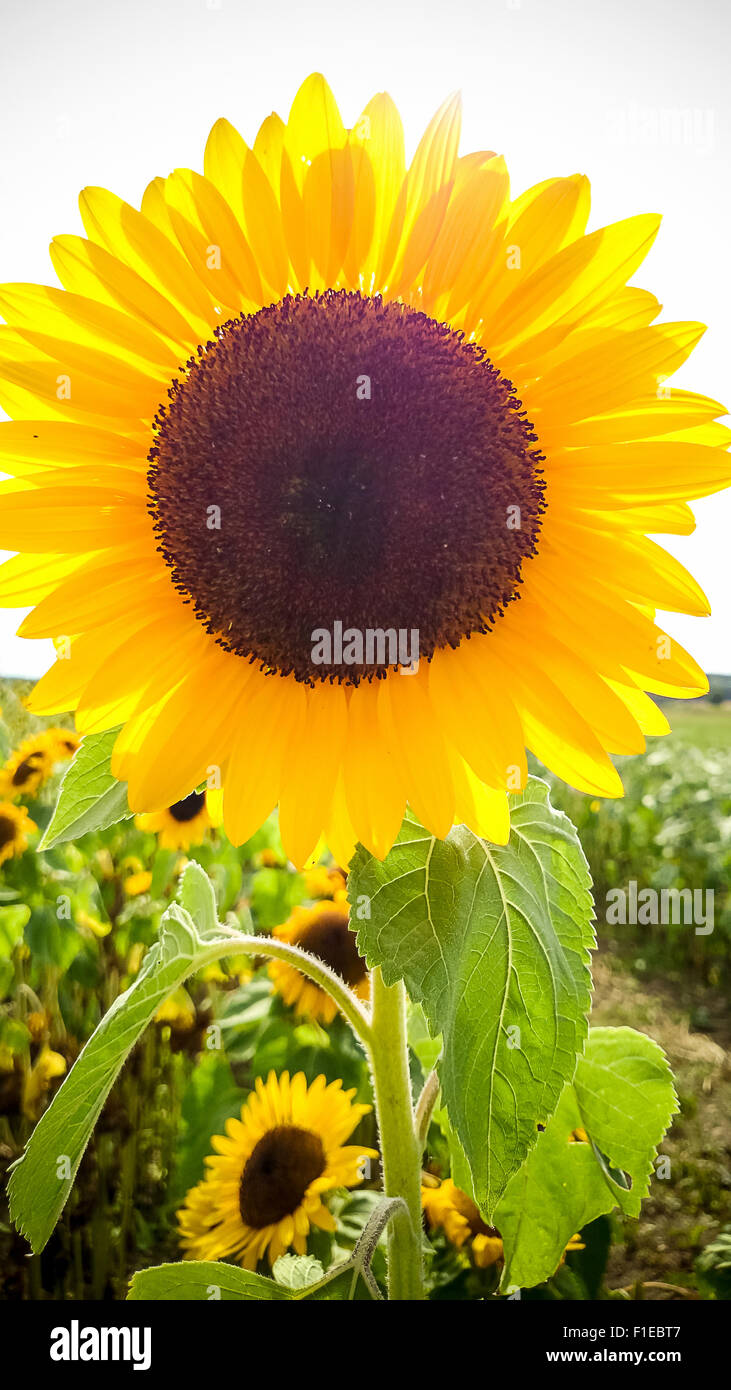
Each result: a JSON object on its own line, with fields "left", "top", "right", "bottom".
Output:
{"left": 168, "top": 791, "right": 206, "bottom": 823}
{"left": 149, "top": 290, "right": 545, "bottom": 685}
{"left": 239, "top": 1125, "right": 326, "bottom": 1227}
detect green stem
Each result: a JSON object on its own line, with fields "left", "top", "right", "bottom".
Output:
{"left": 217, "top": 929, "right": 373, "bottom": 1049}
{"left": 414, "top": 1067, "right": 440, "bottom": 1152}
{"left": 369, "top": 968, "right": 425, "bottom": 1301}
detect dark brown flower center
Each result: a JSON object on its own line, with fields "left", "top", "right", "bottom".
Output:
{"left": 297, "top": 908, "right": 367, "bottom": 988}
{"left": 168, "top": 791, "right": 206, "bottom": 823}
{"left": 12, "top": 755, "right": 44, "bottom": 787}
{"left": 0, "top": 815, "right": 18, "bottom": 849}
{"left": 148, "top": 290, "right": 544, "bottom": 685}
{"left": 239, "top": 1124, "right": 326, "bottom": 1228}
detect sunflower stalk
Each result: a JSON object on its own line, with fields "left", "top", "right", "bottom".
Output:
{"left": 368, "top": 968, "right": 426, "bottom": 1301}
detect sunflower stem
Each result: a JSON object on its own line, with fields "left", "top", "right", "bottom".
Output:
{"left": 369, "top": 968, "right": 425, "bottom": 1301}
{"left": 215, "top": 929, "right": 373, "bottom": 1049}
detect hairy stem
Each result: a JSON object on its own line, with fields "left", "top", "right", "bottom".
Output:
{"left": 218, "top": 928, "right": 373, "bottom": 1049}
{"left": 368, "top": 968, "right": 425, "bottom": 1301}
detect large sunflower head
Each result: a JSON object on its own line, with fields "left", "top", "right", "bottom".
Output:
{"left": 1, "top": 74, "right": 728, "bottom": 865}
{"left": 0, "top": 799, "right": 37, "bottom": 866}
{"left": 177, "top": 1070, "right": 377, "bottom": 1269}
{"left": 269, "top": 898, "right": 370, "bottom": 1024}
{"left": 136, "top": 787, "right": 223, "bottom": 850}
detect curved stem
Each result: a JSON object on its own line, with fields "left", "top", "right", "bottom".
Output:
{"left": 414, "top": 1068, "right": 440, "bottom": 1152}
{"left": 216, "top": 929, "right": 373, "bottom": 1050}
{"left": 368, "top": 968, "right": 425, "bottom": 1300}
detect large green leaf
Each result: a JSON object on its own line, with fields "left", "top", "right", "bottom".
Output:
{"left": 495, "top": 1025, "right": 678, "bottom": 1290}
{"left": 127, "top": 1259, "right": 376, "bottom": 1301}
{"left": 350, "top": 779, "right": 594, "bottom": 1216}
{"left": 7, "top": 865, "right": 235, "bottom": 1252}
{"left": 39, "top": 727, "right": 131, "bottom": 849}
{"left": 128, "top": 1262, "right": 295, "bottom": 1302}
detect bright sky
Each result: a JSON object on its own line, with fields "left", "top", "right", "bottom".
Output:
{"left": 0, "top": 0, "right": 729, "bottom": 677}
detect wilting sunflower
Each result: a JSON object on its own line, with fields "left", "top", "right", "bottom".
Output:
{"left": 0, "top": 75, "right": 729, "bottom": 865}
{"left": 136, "top": 787, "right": 223, "bottom": 850}
{"left": 269, "top": 898, "right": 370, "bottom": 1023}
{"left": 177, "top": 1070, "right": 377, "bottom": 1268}
{"left": 0, "top": 800, "right": 37, "bottom": 865}
{"left": 422, "top": 1178, "right": 583, "bottom": 1268}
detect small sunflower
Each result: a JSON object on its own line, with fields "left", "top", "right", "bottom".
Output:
{"left": 43, "top": 726, "right": 81, "bottom": 761}
{"left": 422, "top": 1179, "right": 504, "bottom": 1268}
{"left": 422, "top": 1178, "right": 585, "bottom": 1269}
{"left": 0, "top": 74, "right": 728, "bottom": 865}
{"left": 0, "top": 733, "right": 54, "bottom": 799}
{"left": 177, "top": 1070, "right": 377, "bottom": 1269}
{"left": 0, "top": 800, "right": 37, "bottom": 865}
{"left": 304, "top": 863, "right": 348, "bottom": 900}
{"left": 269, "top": 898, "right": 369, "bottom": 1024}
{"left": 136, "top": 787, "right": 223, "bottom": 850}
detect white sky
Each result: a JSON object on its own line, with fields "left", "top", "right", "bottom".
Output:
{"left": 0, "top": 0, "right": 728, "bottom": 677}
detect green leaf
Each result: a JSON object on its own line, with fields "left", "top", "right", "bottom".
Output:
{"left": 8, "top": 877, "right": 236, "bottom": 1253}
{"left": 272, "top": 1254, "right": 325, "bottom": 1289}
{"left": 0, "top": 903, "right": 30, "bottom": 955}
{"left": 350, "top": 779, "right": 594, "bottom": 1217}
{"left": 39, "top": 727, "right": 132, "bottom": 849}
{"left": 495, "top": 1025, "right": 678, "bottom": 1290}
{"left": 128, "top": 1262, "right": 294, "bottom": 1301}
{"left": 128, "top": 1197, "right": 403, "bottom": 1300}
{"left": 168, "top": 1051, "right": 247, "bottom": 1208}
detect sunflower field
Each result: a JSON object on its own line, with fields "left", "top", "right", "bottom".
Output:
{"left": 0, "top": 70, "right": 729, "bottom": 1327}
{"left": 0, "top": 677, "right": 728, "bottom": 1304}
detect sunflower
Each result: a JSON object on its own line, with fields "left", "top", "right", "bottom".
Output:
{"left": 177, "top": 1070, "right": 377, "bottom": 1269}
{"left": 422, "top": 1178, "right": 584, "bottom": 1269}
{"left": 422, "top": 1178, "right": 504, "bottom": 1268}
{"left": 268, "top": 898, "right": 370, "bottom": 1023}
{"left": 136, "top": 787, "right": 223, "bottom": 850}
{"left": 0, "top": 733, "right": 54, "bottom": 799}
{"left": 0, "top": 800, "right": 37, "bottom": 864}
{"left": 121, "top": 859, "right": 153, "bottom": 896}
{"left": 43, "top": 726, "right": 81, "bottom": 761}
{"left": 0, "top": 75, "right": 728, "bottom": 866}
{"left": 304, "top": 863, "right": 348, "bottom": 900}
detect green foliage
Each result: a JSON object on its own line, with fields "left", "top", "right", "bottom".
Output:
{"left": 494, "top": 1026, "right": 677, "bottom": 1289}
{"left": 128, "top": 1196, "right": 403, "bottom": 1301}
{"left": 39, "top": 728, "right": 131, "bottom": 849}
{"left": 7, "top": 868, "right": 236, "bottom": 1253}
{"left": 351, "top": 780, "right": 595, "bottom": 1216}
{"left": 544, "top": 725, "right": 731, "bottom": 979}
{"left": 695, "top": 1228, "right": 731, "bottom": 1299}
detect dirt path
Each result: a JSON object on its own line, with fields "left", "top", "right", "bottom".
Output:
{"left": 590, "top": 948, "right": 730, "bottom": 1295}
